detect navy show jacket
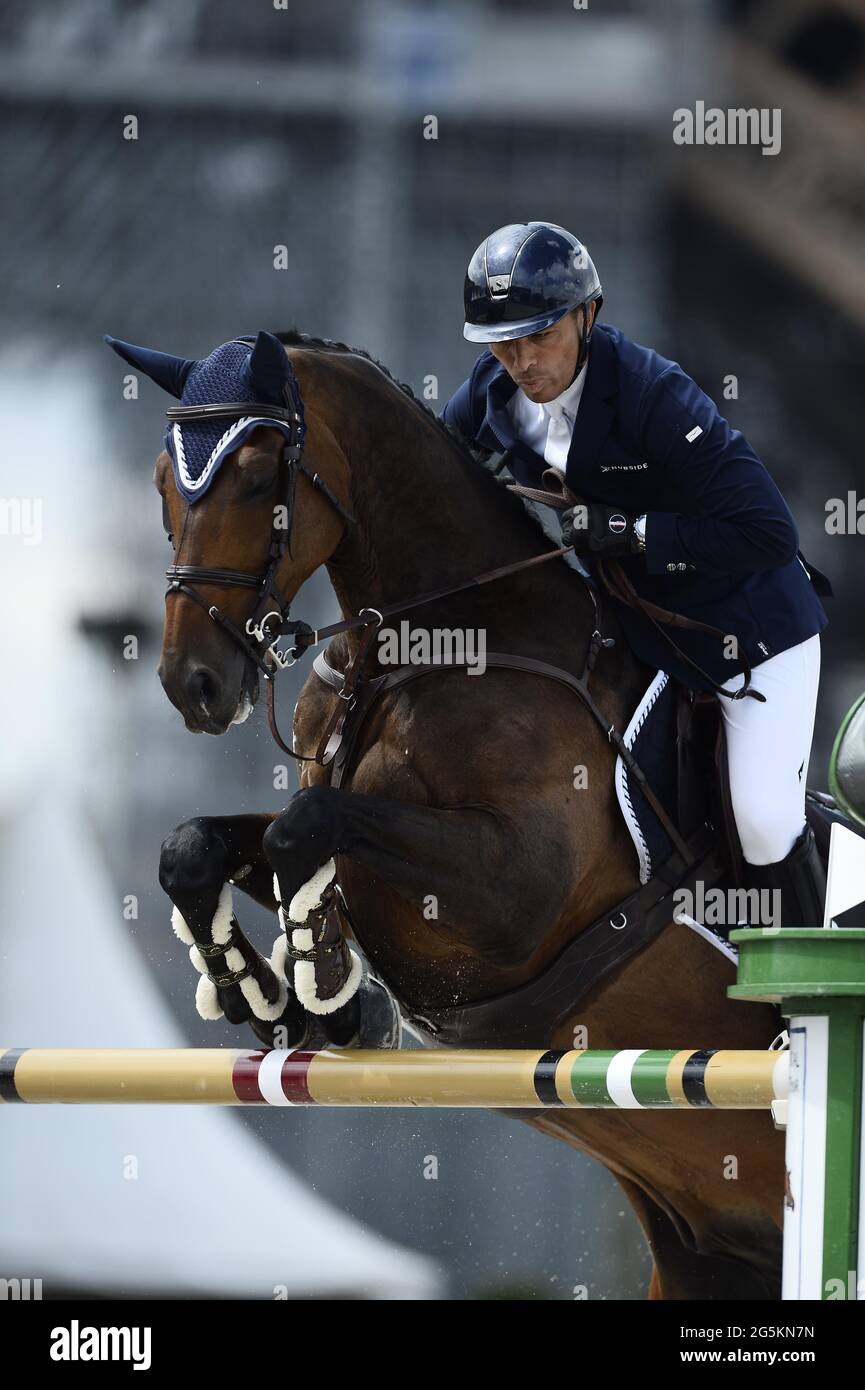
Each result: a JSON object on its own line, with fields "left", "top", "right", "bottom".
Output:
{"left": 442, "top": 322, "right": 831, "bottom": 691}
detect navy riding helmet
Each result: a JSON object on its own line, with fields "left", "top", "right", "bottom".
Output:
{"left": 463, "top": 222, "right": 603, "bottom": 362}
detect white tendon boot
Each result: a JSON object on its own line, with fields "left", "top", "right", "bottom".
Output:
{"left": 171, "top": 882, "right": 288, "bottom": 1022}
{"left": 273, "top": 859, "right": 362, "bottom": 1015}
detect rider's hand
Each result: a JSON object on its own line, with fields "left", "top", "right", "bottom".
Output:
{"left": 561, "top": 503, "right": 640, "bottom": 557}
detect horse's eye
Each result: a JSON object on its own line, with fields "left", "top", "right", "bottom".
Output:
{"left": 238, "top": 452, "right": 279, "bottom": 498}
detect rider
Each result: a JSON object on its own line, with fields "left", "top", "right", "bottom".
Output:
{"left": 442, "top": 221, "right": 832, "bottom": 928}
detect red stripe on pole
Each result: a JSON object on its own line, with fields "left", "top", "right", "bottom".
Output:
{"left": 280, "top": 1050, "right": 317, "bottom": 1104}
{"left": 231, "top": 1051, "right": 267, "bottom": 1103}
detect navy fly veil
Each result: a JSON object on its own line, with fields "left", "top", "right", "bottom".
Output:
{"left": 103, "top": 331, "right": 305, "bottom": 505}
{"left": 164, "top": 338, "right": 301, "bottom": 503}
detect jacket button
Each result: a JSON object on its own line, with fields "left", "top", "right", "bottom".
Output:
{"left": 666, "top": 562, "right": 677, "bottom": 572}
{"left": 678, "top": 562, "right": 687, "bottom": 571}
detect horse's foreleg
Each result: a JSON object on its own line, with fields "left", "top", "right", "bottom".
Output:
{"left": 263, "top": 785, "right": 568, "bottom": 966}
{"left": 158, "top": 813, "right": 307, "bottom": 1045}
{"left": 265, "top": 853, "right": 367, "bottom": 1047}
{"left": 257, "top": 789, "right": 570, "bottom": 1045}
{"left": 261, "top": 783, "right": 567, "bottom": 1045}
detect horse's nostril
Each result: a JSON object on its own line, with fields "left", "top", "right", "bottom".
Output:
{"left": 188, "top": 666, "right": 218, "bottom": 711}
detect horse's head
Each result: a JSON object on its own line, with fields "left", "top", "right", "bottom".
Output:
{"left": 105, "top": 330, "right": 351, "bottom": 734}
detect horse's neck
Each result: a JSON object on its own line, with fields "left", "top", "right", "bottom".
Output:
{"left": 309, "top": 350, "right": 645, "bottom": 754}
{"left": 316, "top": 357, "right": 572, "bottom": 636}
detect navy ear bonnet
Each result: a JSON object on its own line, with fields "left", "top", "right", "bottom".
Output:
{"left": 104, "top": 331, "right": 305, "bottom": 504}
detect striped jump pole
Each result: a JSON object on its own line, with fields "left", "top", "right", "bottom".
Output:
{"left": 0, "top": 1046, "right": 787, "bottom": 1110}
{"left": 730, "top": 823, "right": 865, "bottom": 1303}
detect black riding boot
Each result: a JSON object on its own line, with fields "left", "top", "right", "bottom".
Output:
{"left": 743, "top": 825, "right": 826, "bottom": 929}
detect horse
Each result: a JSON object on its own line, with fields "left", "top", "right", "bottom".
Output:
{"left": 110, "top": 328, "right": 786, "bottom": 1299}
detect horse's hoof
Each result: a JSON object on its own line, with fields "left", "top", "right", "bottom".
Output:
{"left": 355, "top": 973, "right": 403, "bottom": 1050}
{"left": 247, "top": 996, "right": 309, "bottom": 1051}
{"left": 247, "top": 974, "right": 402, "bottom": 1051}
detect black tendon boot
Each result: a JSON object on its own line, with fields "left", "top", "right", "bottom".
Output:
{"left": 744, "top": 825, "right": 826, "bottom": 929}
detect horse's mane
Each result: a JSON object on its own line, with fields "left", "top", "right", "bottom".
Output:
{"left": 275, "top": 328, "right": 577, "bottom": 564}
{"left": 277, "top": 326, "right": 485, "bottom": 459}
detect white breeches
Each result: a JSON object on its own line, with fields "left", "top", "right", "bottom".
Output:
{"left": 717, "top": 634, "right": 821, "bottom": 866}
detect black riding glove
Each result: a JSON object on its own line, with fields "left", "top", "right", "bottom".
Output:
{"left": 561, "top": 503, "right": 640, "bottom": 556}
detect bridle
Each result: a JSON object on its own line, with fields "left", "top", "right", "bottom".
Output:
{"left": 163, "top": 345, "right": 355, "bottom": 681}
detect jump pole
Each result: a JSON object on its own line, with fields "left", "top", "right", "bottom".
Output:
{"left": 0, "top": 1046, "right": 786, "bottom": 1111}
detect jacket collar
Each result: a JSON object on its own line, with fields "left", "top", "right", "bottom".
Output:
{"left": 481, "top": 325, "right": 618, "bottom": 481}
{"left": 564, "top": 324, "right": 617, "bottom": 486}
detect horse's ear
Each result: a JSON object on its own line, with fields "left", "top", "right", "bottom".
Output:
{"left": 103, "top": 336, "right": 196, "bottom": 399}
{"left": 244, "top": 331, "right": 289, "bottom": 403}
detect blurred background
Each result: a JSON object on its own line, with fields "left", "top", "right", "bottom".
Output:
{"left": 0, "top": 0, "right": 862, "bottom": 1300}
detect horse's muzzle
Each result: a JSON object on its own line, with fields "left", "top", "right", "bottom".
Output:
{"left": 159, "top": 652, "right": 254, "bottom": 735}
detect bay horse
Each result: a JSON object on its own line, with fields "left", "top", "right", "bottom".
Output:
{"left": 109, "top": 328, "right": 784, "bottom": 1300}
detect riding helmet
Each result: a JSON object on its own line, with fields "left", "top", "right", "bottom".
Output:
{"left": 463, "top": 221, "right": 603, "bottom": 345}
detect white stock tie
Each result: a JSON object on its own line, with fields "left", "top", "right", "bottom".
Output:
{"left": 543, "top": 401, "right": 572, "bottom": 472}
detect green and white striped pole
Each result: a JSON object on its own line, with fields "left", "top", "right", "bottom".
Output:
{"left": 730, "top": 823, "right": 865, "bottom": 1301}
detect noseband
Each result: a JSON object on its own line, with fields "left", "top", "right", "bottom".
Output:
{"left": 164, "top": 361, "right": 355, "bottom": 680}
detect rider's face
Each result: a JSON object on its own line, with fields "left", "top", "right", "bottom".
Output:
{"left": 487, "top": 305, "right": 594, "bottom": 403}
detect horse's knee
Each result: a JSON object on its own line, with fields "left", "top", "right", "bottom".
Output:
{"left": 262, "top": 786, "right": 339, "bottom": 861}
{"left": 159, "top": 817, "right": 228, "bottom": 896}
